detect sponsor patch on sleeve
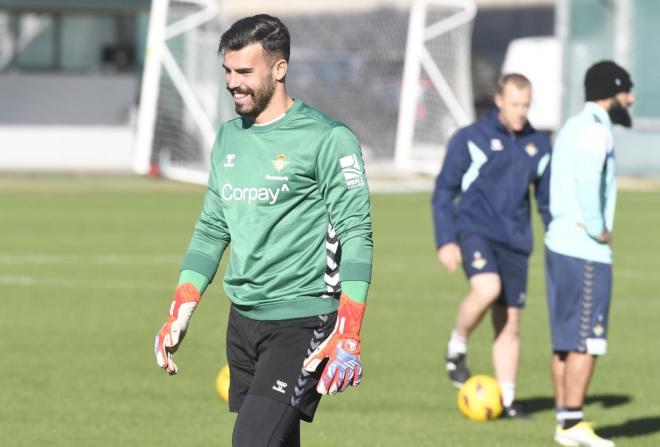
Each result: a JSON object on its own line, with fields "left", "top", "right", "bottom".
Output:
{"left": 339, "top": 154, "right": 365, "bottom": 190}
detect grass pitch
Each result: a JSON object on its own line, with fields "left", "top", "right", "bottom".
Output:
{"left": 1, "top": 175, "right": 659, "bottom": 446}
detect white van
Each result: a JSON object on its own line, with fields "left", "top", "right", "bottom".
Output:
{"left": 501, "top": 36, "right": 562, "bottom": 132}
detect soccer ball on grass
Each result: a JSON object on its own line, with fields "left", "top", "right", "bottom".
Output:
{"left": 457, "top": 375, "right": 503, "bottom": 421}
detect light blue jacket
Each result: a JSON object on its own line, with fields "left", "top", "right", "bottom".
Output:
{"left": 545, "top": 102, "right": 616, "bottom": 264}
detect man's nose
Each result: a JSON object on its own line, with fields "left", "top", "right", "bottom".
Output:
{"left": 226, "top": 72, "right": 240, "bottom": 89}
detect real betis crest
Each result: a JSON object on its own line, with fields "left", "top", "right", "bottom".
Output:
{"left": 593, "top": 323, "right": 604, "bottom": 337}
{"left": 471, "top": 251, "right": 487, "bottom": 270}
{"left": 272, "top": 153, "right": 289, "bottom": 173}
{"left": 525, "top": 143, "right": 538, "bottom": 157}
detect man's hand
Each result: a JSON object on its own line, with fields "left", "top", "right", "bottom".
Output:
{"left": 303, "top": 293, "right": 365, "bottom": 395}
{"left": 154, "top": 282, "right": 201, "bottom": 375}
{"left": 438, "top": 243, "right": 462, "bottom": 273}
{"left": 596, "top": 229, "right": 613, "bottom": 246}
{"left": 577, "top": 222, "right": 613, "bottom": 246}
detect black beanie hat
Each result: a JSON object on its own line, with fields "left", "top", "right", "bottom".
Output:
{"left": 584, "top": 60, "right": 633, "bottom": 101}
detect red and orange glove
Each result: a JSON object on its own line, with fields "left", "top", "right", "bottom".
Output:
{"left": 303, "top": 294, "right": 366, "bottom": 395}
{"left": 154, "top": 282, "right": 201, "bottom": 375}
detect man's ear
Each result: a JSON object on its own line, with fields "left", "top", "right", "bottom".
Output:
{"left": 273, "top": 58, "right": 288, "bottom": 82}
{"left": 493, "top": 93, "right": 503, "bottom": 109}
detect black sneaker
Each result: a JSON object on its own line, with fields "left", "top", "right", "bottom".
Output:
{"left": 445, "top": 352, "right": 471, "bottom": 388}
{"left": 502, "top": 401, "right": 532, "bottom": 419}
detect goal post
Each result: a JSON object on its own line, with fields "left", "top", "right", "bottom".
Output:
{"left": 134, "top": 0, "right": 476, "bottom": 183}
{"left": 395, "top": 0, "right": 476, "bottom": 173}
{"left": 133, "top": 0, "right": 221, "bottom": 183}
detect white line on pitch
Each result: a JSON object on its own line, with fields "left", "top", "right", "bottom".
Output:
{"left": 0, "top": 254, "right": 180, "bottom": 265}
{"left": 0, "top": 275, "right": 169, "bottom": 291}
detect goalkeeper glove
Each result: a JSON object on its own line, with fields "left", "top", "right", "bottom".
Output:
{"left": 303, "top": 293, "right": 366, "bottom": 395}
{"left": 154, "top": 282, "right": 201, "bottom": 375}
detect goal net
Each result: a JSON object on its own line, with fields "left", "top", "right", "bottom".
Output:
{"left": 134, "top": 0, "right": 476, "bottom": 183}
{"left": 133, "top": 0, "right": 224, "bottom": 183}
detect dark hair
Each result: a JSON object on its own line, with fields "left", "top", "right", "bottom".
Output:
{"left": 497, "top": 73, "right": 531, "bottom": 94}
{"left": 218, "top": 14, "right": 290, "bottom": 62}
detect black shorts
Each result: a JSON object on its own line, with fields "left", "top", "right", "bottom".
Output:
{"left": 226, "top": 306, "right": 337, "bottom": 422}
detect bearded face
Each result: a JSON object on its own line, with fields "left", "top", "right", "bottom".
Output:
{"left": 228, "top": 71, "right": 276, "bottom": 118}
{"left": 607, "top": 91, "right": 635, "bottom": 128}
{"left": 223, "top": 43, "right": 281, "bottom": 120}
{"left": 608, "top": 96, "right": 632, "bottom": 128}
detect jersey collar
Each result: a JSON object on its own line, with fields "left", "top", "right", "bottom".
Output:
{"left": 583, "top": 101, "right": 613, "bottom": 129}
{"left": 241, "top": 99, "right": 303, "bottom": 133}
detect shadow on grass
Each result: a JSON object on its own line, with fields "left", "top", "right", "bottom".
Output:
{"left": 518, "top": 394, "right": 632, "bottom": 414}
{"left": 598, "top": 417, "right": 660, "bottom": 439}
{"left": 518, "top": 396, "right": 660, "bottom": 440}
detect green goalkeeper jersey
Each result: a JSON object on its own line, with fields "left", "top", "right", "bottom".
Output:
{"left": 181, "top": 99, "right": 373, "bottom": 320}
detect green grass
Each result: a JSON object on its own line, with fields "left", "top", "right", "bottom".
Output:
{"left": 1, "top": 175, "right": 659, "bottom": 446}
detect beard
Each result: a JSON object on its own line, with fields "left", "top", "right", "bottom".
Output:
{"left": 229, "top": 74, "right": 276, "bottom": 118}
{"left": 608, "top": 97, "right": 632, "bottom": 128}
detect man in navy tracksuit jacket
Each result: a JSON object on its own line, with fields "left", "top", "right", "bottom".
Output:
{"left": 432, "top": 73, "right": 551, "bottom": 418}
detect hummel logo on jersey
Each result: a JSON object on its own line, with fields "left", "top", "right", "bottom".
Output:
{"left": 224, "top": 154, "right": 236, "bottom": 167}
{"left": 490, "top": 139, "right": 503, "bottom": 151}
{"left": 272, "top": 379, "right": 288, "bottom": 394}
{"left": 272, "top": 153, "right": 289, "bottom": 173}
{"left": 339, "top": 154, "right": 365, "bottom": 190}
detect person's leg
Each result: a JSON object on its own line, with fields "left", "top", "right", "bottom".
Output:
{"left": 234, "top": 310, "right": 336, "bottom": 447}
{"left": 447, "top": 272, "right": 500, "bottom": 359}
{"left": 455, "top": 273, "right": 502, "bottom": 338}
{"left": 560, "top": 258, "right": 608, "bottom": 430}
{"left": 546, "top": 248, "right": 579, "bottom": 427}
{"left": 549, "top": 253, "right": 614, "bottom": 446}
{"left": 445, "top": 236, "right": 502, "bottom": 387}
{"left": 551, "top": 352, "right": 567, "bottom": 420}
{"left": 551, "top": 351, "right": 596, "bottom": 433}
{"left": 233, "top": 394, "right": 301, "bottom": 447}
{"left": 564, "top": 352, "right": 596, "bottom": 409}
{"left": 555, "top": 352, "right": 613, "bottom": 446}
{"left": 491, "top": 305, "right": 520, "bottom": 408}
{"left": 553, "top": 351, "right": 612, "bottom": 447}
{"left": 489, "top": 242, "right": 528, "bottom": 416}
{"left": 446, "top": 272, "right": 501, "bottom": 387}
{"left": 226, "top": 307, "right": 258, "bottom": 414}
{"left": 451, "top": 235, "right": 502, "bottom": 343}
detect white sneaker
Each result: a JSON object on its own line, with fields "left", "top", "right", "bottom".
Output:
{"left": 554, "top": 422, "right": 614, "bottom": 447}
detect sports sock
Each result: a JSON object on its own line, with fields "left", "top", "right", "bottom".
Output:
{"left": 447, "top": 329, "right": 467, "bottom": 357}
{"left": 558, "top": 406, "right": 583, "bottom": 429}
{"left": 555, "top": 406, "right": 567, "bottom": 425}
{"left": 499, "top": 382, "right": 515, "bottom": 408}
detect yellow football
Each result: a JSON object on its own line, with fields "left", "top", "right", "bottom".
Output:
{"left": 215, "top": 363, "right": 230, "bottom": 402}
{"left": 457, "top": 375, "right": 503, "bottom": 421}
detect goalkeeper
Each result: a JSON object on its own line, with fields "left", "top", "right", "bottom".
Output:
{"left": 153, "top": 14, "right": 373, "bottom": 447}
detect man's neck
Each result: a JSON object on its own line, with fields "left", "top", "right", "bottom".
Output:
{"left": 255, "top": 90, "right": 294, "bottom": 124}
{"left": 497, "top": 111, "right": 515, "bottom": 134}
{"left": 594, "top": 98, "right": 611, "bottom": 113}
